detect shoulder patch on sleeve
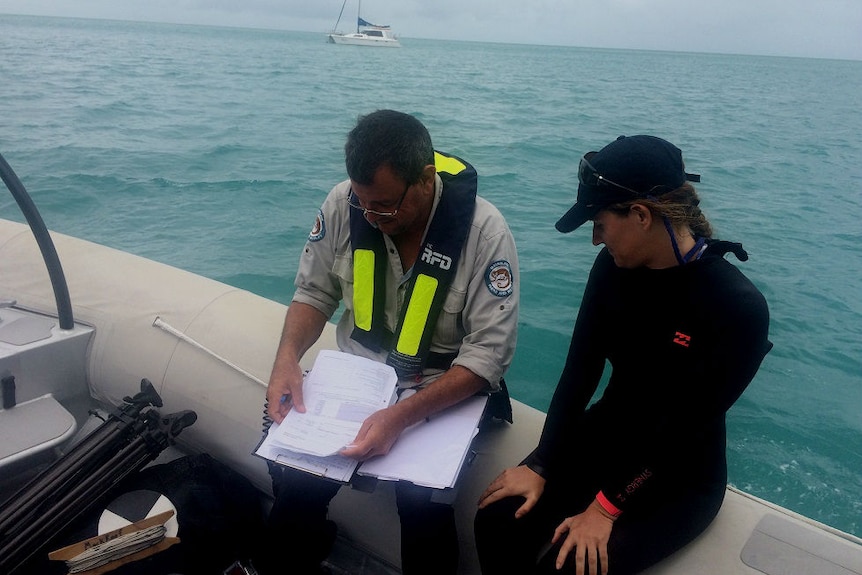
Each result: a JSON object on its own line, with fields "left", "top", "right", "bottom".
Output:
{"left": 485, "top": 259, "right": 513, "bottom": 297}
{"left": 308, "top": 209, "right": 325, "bottom": 242}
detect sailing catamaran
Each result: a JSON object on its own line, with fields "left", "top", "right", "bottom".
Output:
{"left": 327, "top": 0, "right": 401, "bottom": 47}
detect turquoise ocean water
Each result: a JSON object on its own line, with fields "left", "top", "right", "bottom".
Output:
{"left": 1, "top": 14, "right": 861, "bottom": 537}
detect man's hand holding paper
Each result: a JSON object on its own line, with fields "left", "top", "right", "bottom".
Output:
{"left": 268, "top": 350, "right": 398, "bottom": 457}
{"left": 339, "top": 406, "right": 408, "bottom": 460}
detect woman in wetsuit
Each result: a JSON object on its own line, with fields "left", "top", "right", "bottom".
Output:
{"left": 474, "top": 135, "right": 772, "bottom": 575}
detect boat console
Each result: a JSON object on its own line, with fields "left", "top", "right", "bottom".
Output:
{"left": 0, "top": 302, "right": 93, "bottom": 476}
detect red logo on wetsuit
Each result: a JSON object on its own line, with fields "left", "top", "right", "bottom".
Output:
{"left": 673, "top": 331, "right": 691, "bottom": 347}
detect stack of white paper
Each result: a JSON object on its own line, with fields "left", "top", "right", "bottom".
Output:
{"left": 268, "top": 349, "right": 398, "bottom": 457}
{"left": 357, "top": 395, "right": 487, "bottom": 489}
{"left": 255, "top": 350, "right": 487, "bottom": 489}
{"left": 256, "top": 350, "right": 398, "bottom": 482}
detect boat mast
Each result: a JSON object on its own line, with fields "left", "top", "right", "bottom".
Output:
{"left": 356, "top": 0, "right": 361, "bottom": 34}
{"left": 332, "top": 0, "right": 347, "bottom": 33}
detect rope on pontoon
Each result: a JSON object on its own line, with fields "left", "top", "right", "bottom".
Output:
{"left": 152, "top": 316, "right": 267, "bottom": 387}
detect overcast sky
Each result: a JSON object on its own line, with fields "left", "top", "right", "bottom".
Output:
{"left": 1, "top": 0, "right": 860, "bottom": 60}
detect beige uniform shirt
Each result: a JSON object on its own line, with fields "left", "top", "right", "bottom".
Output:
{"left": 292, "top": 174, "right": 519, "bottom": 390}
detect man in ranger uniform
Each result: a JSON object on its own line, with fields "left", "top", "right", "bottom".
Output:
{"left": 260, "top": 109, "right": 519, "bottom": 574}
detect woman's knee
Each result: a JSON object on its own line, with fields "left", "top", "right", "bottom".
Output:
{"left": 475, "top": 496, "right": 523, "bottom": 526}
{"left": 474, "top": 496, "right": 528, "bottom": 548}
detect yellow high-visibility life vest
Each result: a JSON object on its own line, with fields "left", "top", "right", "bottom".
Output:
{"left": 349, "top": 151, "right": 477, "bottom": 378}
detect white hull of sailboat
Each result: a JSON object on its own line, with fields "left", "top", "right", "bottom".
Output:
{"left": 328, "top": 32, "right": 401, "bottom": 47}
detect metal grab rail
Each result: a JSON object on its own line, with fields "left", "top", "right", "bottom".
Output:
{"left": 0, "top": 151, "right": 74, "bottom": 329}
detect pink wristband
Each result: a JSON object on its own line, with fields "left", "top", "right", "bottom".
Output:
{"left": 596, "top": 491, "right": 623, "bottom": 517}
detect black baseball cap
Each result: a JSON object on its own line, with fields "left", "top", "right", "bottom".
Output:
{"left": 555, "top": 135, "right": 701, "bottom": 233}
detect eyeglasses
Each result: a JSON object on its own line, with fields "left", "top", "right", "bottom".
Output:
{"left": 578, "top": 152, "right": 641, "bottom": 197}
{"left": 347, "top": 181, "right": 411, "bottom": 218}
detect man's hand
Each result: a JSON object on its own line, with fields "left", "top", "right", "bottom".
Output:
{"left": 265, "top": 303, "right": 329, "bottom": 424}
{"left": 266, "top": 360, "right": 306, "bottom": 424}
{"left": 339, "top": 406, "right": 407, "bottom": 460}
{"left": 477, "top": 464, "right": 546, "bottom": 519}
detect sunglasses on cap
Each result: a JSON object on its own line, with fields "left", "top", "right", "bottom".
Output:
{"left": 577, "top": 151, "right": 701, "bottom": 198}
{"left": 577, "top": 152, "right": 642, "bottom": 197}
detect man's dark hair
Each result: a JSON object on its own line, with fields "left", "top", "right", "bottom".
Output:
{"left": 345, "top": 110, "right": 434, "bottom": 185}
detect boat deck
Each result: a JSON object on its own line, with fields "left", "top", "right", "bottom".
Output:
{"left": 324, "top": 538, "right": 400, "bottom": 575}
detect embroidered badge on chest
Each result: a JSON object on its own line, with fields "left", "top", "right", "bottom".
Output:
{"left": 308, "top": 209, "right": 325, "bottom": 242}
{"left": 485, "top": 259, "right": 513, "bottom": 297}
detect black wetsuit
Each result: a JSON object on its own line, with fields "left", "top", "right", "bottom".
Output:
{"left": 475, "top": 241, "right": 772, "bottom": 574}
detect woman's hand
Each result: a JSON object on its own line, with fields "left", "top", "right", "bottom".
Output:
{"left": 477, "top": 464, "right": 546, "bottom": 518}
{"left": 551, "top": 500, "right": 616, "bottom": 575}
